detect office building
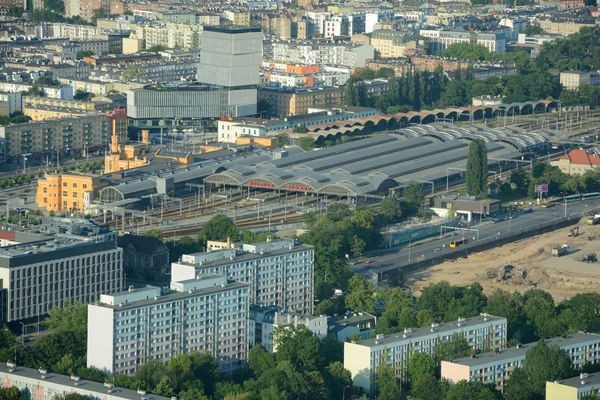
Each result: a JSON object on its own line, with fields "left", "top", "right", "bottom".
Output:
{"left": 420, "top": 29, "right": 506, "bottom": 54}
{"left": 546, "top": 372, "right": 600, "bottom": 400}
{"left": 171, "top": 239, "right": 314, "bottom": 315}
{"left": 272, "top": 42, "right": 375, "bottom": 68}
{"left": 0, "top": 218, "right": 122, "bottom": 322}
{"left": 36, "top": 172, "right": 108, "bottom": 212}
{"left": 344, "top": 314, "right": 507, "bottom": 394}
{"left": 249, "top": 305, "right": 328, "bottom": 352}
{"left": 0, "top": 114, "right": 110, "bottom": 160}
{"left": 442, "top": 332, "right": 600, "bottom": 390}
{"left": 0, "top": 362, "right": 172, "bottom": 400}
{"left": 87, "top": 275, "right": 249, "bottom": 375}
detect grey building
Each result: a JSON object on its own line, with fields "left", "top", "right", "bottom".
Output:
{"left": 0, "top": 217, "right": 122, "bottom": 322}
{"left": 118, "top": 234, "right": 169, "bottom": 284}
{"left": 171, "top": 239, "right": 315, "bottom": 315}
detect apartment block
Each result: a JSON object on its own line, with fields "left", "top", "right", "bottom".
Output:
{"left": 272, "top": 42, "right": 375, "bottom": 68}
{"left": 420, "top": 29, "right": 506, "bottom": 54}
{"left": 249, "top": 305, "right": 328, "bottom": 352}
{"left": 0, "top": 114, "right": 109, "bottom": 159}
{"left": 36, "top": 172, "right": 108, "bottom": 212}
{"left": 547, "top": 372, "right": 600, "bottom": 400}
{"left": 87, "top": 275, "right": 249, "bottom": 375}
{"left": 0, "top": 218, "right": 122, "bottom": 322}
{"left": 560, "top": 71, "right": 596, "bottom": 90}
{"left": 0, "top": 363, "right": 171, "bottom": 400}
{"left": 442, "top": 332, "right": 600, "bottom": 390}
{"left": 171, "top": 239, "right": 314, "bottom": 315}
{"left": 344, "top": 314, "right": 507, "bottom": 394}
{"left": 222, "top": 11, "right": 251, "bottom": 26}
{"left": 538, "top": 17, "right": 597, "bottom": 36}
{"left": 134, "top": 23, "right": 203, "bottom": 50}
{"left": 371, "top": 30, "right": 419, "bottom": 58}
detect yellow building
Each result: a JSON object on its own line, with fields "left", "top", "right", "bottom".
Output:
{"left": 538, "top": 18, "right": 598, "bottom": 36}
{"left": 546, "top": 373, "right": 600, "bottom": 400}
{"left": 371, "top": 30, "right": 418, "bottom": 58}
{"left": 104, "top": 130, "right": 151, "bottom": 173}
{"left": 134, "top": 23, "right": 203, "bottom": 50}
{"left": 23, "top": 105, "right": 89, "bottom": 121}
{"left": 122, "top": 37, "right": 143, "bottom": 54}
{"left": 37, "top": 172, "right": 107, "bottom": 212}
{"left": 23, "top": 96, "right": 99, "bottom": 111}
{"left": 223, "top": 11, "right": 251, "bottom": 26}
{"left": 257, "top": 86, "right": 344, "bottom": 117}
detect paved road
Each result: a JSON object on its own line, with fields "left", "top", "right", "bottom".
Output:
{"left": 353, "top": 198, "right": 600, "bottom": 274}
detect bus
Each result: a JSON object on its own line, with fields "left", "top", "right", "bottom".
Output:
{"left": 450, "top": 238, "right": 468, "bottom": 248}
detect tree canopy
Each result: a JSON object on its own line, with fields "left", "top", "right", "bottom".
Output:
{"left": 466, "top": 139, "right": 488, "bottom": 197}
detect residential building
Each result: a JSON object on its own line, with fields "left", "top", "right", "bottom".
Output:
{"left": 257, "top": 86, "right": 344, "bottom": 116}
{"left": 329, "top": 311, "right": 377, "bottom": 341}
{"left": 0, "top": 92, "right": 22, "bottom": 115}
{"left": 546, "top": 372, "right": 600, "bottom": 400}
{"left": 344, "top": 314, "right": 507, "bottom": 393}
{"left": 558, "top": 0, "right": 586, "bottom": 9}
{"left": 82, "top": 53, "right": 163, "bottom": 68}
{"left": 90, "top": 60, "right": 199, "bottom": 84}
{"left": 57, "top": 78, "right": 145, "bottom": 95}
{"left": 517, "top": 33, "right": 564, "bottom": 46}
{"left": 249, "top": 305, "right": 328, "bottom": 352}
{"left": 222, "top": 11, "right": 251, "bottom": 26}
{"left": 0, "top": 82, "right": 73, "bottom": 99}
{"left": 118, "top": 234, "right": 170, "bottom": 285}
{"left": 554, "top": 149, "right": 600, "bottom": 175}
{"left": 171, "top": 239, "right": 315, "bottom": 315}
{"left": 160, "top": 12, "right": 220, "bottom": 26}
{"left": 371, "top": 30, "right": 419, "bottom": 58}
{"left": 134, "top": 23, "right": 203, "bottom": 50}
{"left": 23, "top": 105, "right": 90, "bottom": 121}
{"left": 87, "top": 275, "right": 249, "bottom": 375}
{"left": 411, "top": 55, "right": 517, "bottom": 80}
{"left": 561, "top": 71, "right": 593, "bottom": 90}
{"left": 537, "top": 17, "right": 597, "bottom": 36}
{"left": 0, "top": 114, "right": 110, "bottom": 160}
{"left": 23, "top": 96, "right": 100, "bottom": 111}
{"left": 272, "top": 42, "right": 375, "bottom": 68}
{"left": 0, "top": 217, "right": 122, "bottom": 322}
{"left": 442, "top": 332, "right": 600, "bottom": 390}
{"left": 367, "top": 59, "right": 414, "bottom": 77}
{"left": 0, "top": 362, "right": 172, "bottom": 400}
{"left": 36, "top": 172, "right": 108, "bottom": 212}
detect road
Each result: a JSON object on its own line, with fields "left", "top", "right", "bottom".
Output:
{"left": 353, "top": 198, "right": 600, "bottom": 274}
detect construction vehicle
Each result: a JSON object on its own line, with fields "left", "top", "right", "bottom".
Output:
{"left": 568, "top": 226, "right": 579, "bottom": 237}
{"left": 551, "top": 245, "right": 569, "bottom": 257}
{"left": 450, "top": 238, "right": 468, "bottom": 248}
{"left": 587, "top": 214, "right": 600, "bottom": 225}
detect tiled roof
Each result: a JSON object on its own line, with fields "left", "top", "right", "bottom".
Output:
{"left": 560, "top": 149, "right": 600, "bottom": 167}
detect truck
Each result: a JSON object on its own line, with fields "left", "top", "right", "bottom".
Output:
{"left": 587, "top": 214, "right": 600, "bottom": 225}
{"left": 568, "top": 226, "right": 579, "bottom": 237}
{"left": 551, "top": 245, "right": 569, "bottom": 257}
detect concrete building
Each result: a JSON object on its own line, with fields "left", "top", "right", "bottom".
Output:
{"left": 87, "top": 275, "right": 249, "bottom": 375}
{"left": 0, "top": 217, "right": 122, "bottom": 322}
{"left": 546, "top": 372, "right": 600, "bottom": 400}
{"left": 134, "top": 23, "right": 203, "bottom": 50}
{"left": 555, "top": 149, "right": 600, "bottom": 175}
{"left": 344, "top": 314, "right": 507, "bottom": 394}
{"left": 442, "top": 332, "right": 600, "bottom": 390}
{"left": 431, "top": 195, "right": 501, "bottom": 222}
{"left": 0, "top": 362, "right": 172, "bottom": 400}
{"left": 420, "top": 29, "right": 506, "bottom": 54}
{"left": 171, "top": 239, "right": 314, "bottom": 315}
{"left": 0, "top": 92, "right": 22, "bottom": 115}
{"left": 0, "top": 114, "right": 110, "bottom": 160}
{"left": 249, "top": 305, "right": 328, "bottom": 352}
{"left": 329, "top": 311, "right": 377, "bottom": 341}
{"left": 222, "top": 11, "right": 251, "bottom": 26}
{"left": 371, "top": 30, "right": 419, "bottom": 58}
{"left": 36, "top": 172, "right": 108, "bottom": 213}
{"left": 272, "top": 42, "right": 375, "bottom": 68}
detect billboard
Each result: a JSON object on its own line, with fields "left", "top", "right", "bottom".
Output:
{"left": 535, "top": 184, "right": 548, "bottom": 193}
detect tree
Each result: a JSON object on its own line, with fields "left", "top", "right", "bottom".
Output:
{"left": 122, "top": 67, "right": 148, "bottom": 81}
{"left": 503, "top": 367, "right": 535, "bottom": 400}
{"left": 387, "top": 269, "right": 406, "bottom": 288}
{"left": 248, "top": 345, "right": 276, "bottom": 378}
{"left": 522, "top": 289, "right": 563, "bottom": 339}
{"left": 276, "top": 132, "right": 289, "bottom": 148}
{"left": 314, "top": 299, "right": 335, "bottom": 316}
{"left": 344, "top": 76, "right": 360, "bottom": 106}
{"left": 0, "top": 387, "right": 23, "bottom": 400}
{"left": 135, "top": 359, "right": 168, "bottom": 390}
{"left": 74, "top": 90, "right": 94, "bottom": 101}
{"left": 345, "top": 275, "right": 375, "bottom": 313}
{"left": 76, "top": 50, "right": 94, "bottom": 59}
{"left": 91, "top": 8, "right": 107, "bottom": 22}
{"left": 466, "top": 139, "right": 488, "bottom": 196}
{"left": 198, "top": 215, "right": 239, "bottom": 243}
{"left": 445, "top": 380, "right": 501, "bottom": 400}
{"left": 323, "top": 361, "right": 352, "bottom": 399}
{"left": 144, "top": 229, "right": 163, "bottom": 241}
{"left": 154, "top": 376, "right": 175, "bottom": 397}
{"left": 411, "top": 373, "right": 446, "bottom": 400}
{"left": 379, "top": 196, "right": 402, "bottom": 223}
{"left": 434, "top": 334, "right": 471, "bottom": 363}
{"left": 275, "top": 326, "right": 324, "bottom": 372}
{"left": 377, "top": 349, "right": 402, "bottom": 400}
{"left": 350, "top": 236, "right": 366, "bottom": 258}
{"left": 298, "top": 136, "right": 315, "bottom": 152}
{"left": 147, "top": 44, "right": 167, "bottom": 53}
{"left": 523, "top": 340, "right": 572, "bottom": 396}
{"left": 407, "top": 352, "right": 436, "bottom": 383}
{"left": 525, "top": 25, "right": 543, "bottom": 35}
{"left": 44, "top": 0, "right": 64, "bottom": 13}
{"left": 403, "top": 182, "right": 425, "bottom": 207}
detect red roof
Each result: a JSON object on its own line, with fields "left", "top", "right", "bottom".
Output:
{"left": 561, "top": 149, "right": 600, "bottom": 167}
{"left": 0, "top": 231, "right": 15, "bottom": 240}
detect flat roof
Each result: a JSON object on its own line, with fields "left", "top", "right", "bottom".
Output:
{"left": 553, "top": 372, "right": 600, "bottom": 390}
{"left": 203, "top": 26, "right": 261, "bottom": 34}
{"left": 354, "top": 315, "right": 506, "bottom": 348}
{"left": 0, "top": 363, "right": 171, "bottom": 400}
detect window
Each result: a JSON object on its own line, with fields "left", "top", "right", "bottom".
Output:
{"left": 83, "top": 184, "right": 88, "bottom": 189}
{"left": 63, "top": 191, "right": 68, "bottom": 197}
{"left": 73, "top": 192, "right": 77, "bottom": 197}
{"left": 73, "top": 183, "right": 77, "bottom": 188}
{"left": 63, "top": 182, "right": 67, "bottom": 187}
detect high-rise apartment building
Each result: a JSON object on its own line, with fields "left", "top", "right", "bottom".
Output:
{"left": 344, "top": 314, "right": 507, "bottom": 394}
{"left": 272, "top": 42, "right": 374, "bottom": 68}
{"left": 0, "top": 218, "right": 122, "bottom": 322}
{"left": 171, "top": 239, "right": 314, "bottom": 314}
{"left": 87, "top": 275, "right": 249, "bottom": 375}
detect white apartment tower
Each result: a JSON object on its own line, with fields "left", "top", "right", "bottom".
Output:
{"left": 171, "top": 239, "right": 314, "bottom": 314}
{"left": 87, "top": 275, "right": 249, "bottom": 375}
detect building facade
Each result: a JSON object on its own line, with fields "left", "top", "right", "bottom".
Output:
{"left": 0, "top": 218, "right": 122, "bottom": 322}
{"left": 272, "top": 42, "right": 375, "bottom": 68}
{"left": 0, "top": 114, "right": 109, "bottom": 160}
{"left": 36, "top": 172, "right": 107, "bottom": 212}
{"left": 171, "top": 239, "right": 315, "bottom": 315}
{"left": 118, "top": 234, "right": 170, "bottom": 284}
{"left": 554, "top": 149, "right": 600, "bottom": 174}
{"left": 257, "top": 86, "right": 344, "bottom": 116}
{"left": 344, "top": 314, "right": 507, "bottom": 393}
{"left": 87, "top": 276, "right": 249, "bottom": 375}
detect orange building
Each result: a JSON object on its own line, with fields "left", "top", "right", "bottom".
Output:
{"left": 105, "top": 130, "right": 151, "bottom": 173}
{"left": 286, "top": 65, "right": 320, "bottom": 74}
{"left": 108, "top": 108, "right": 128, "bottom": 142}
{"left": 37, "top": 173, "right": 107, "bottom": 212}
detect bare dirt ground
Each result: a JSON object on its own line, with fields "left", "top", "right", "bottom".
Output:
{"left": 407, "top": 219, "right": 600, "bottom": 301}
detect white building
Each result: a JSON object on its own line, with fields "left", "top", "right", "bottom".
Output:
{"left": 171, "top": 239, "right": 314, "bottom": 314}
{"left": 344, "top": 314, "right": 507, "bottom": 394}
{"left": 272, "top": 42, "right": 374, "bottom": 68}
{"left": 0, "top": 218, "right": 122, "bottom": 323}
{"left": 420, "top": 29, "right": 506, "bottom": 54}
{"left": 0, "top": 92, "right": 22, "bottom": 115}
{"left": 87, "top": 275, "right": 249, "bottom": 375}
